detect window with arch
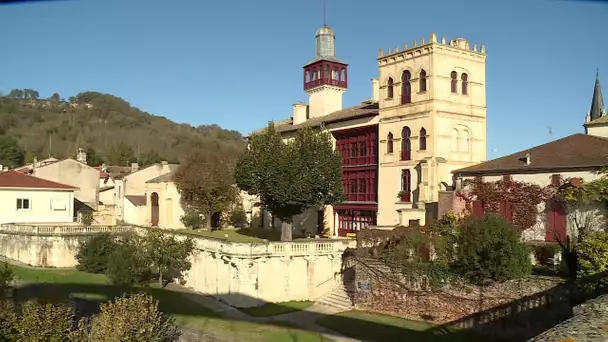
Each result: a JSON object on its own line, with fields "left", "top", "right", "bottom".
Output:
{"left": 401, "top": 126, "right": 411, "bottom": 161}
{"left": 312, "top": 68, "right": 317, "bottom": 81}
{"left": 450, "top": 71, "right": 458, "bottom": 93}
{"left": 333, "top": 68, "right": 339, "bottom": 80}
{"left": 401, "top": 71, "right": 411, "bottom": 105}
{"left": 401, "top": 169, "right": 411, "bottom": 202}
{"left": 324, "top": 65, "right": 330, "bottom": 79}
{"left": 387, "top": 132, "right": 394, "bottom": 153}
{"left": 387, "top": 77, "right": 394, "bottom": 98}
{"left": 341, "top": 68, "right": 346, "bottom": 81}
{"left": 305, "top": 71, "right": 310, "bottom": 83}
{"left": 461, "top": 73, "right": 469, "bottom": 95}
{"left": 461, "top": 130, "right": 470, "bottom": 152}
{"left": 419, "top": 70, "right": 427, "bottom": 92}
{"left": 419, "top": 128, "right": 427, "bottom": 151}
{"left": 452, "top": 128, "right": 459, "bottom": 152}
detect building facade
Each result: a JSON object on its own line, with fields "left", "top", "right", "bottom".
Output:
{"left": 251, "top": 27, "right": 488, "bottom": 237}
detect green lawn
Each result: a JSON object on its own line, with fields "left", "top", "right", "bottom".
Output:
{"left": 317, "top": 310, "right": 489, "bottom": 342}
{"left": 6, "top": 264, "right": 332, "bottom": 342}
{"left": 175, "top": 228, "right": 317, "bottom": 242}
{"left": 239, "top": 301, "right": 314, "bottom": 317}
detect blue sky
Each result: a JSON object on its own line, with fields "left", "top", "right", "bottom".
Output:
{"left": 0, "top": 0, "right": 606, "bottom": 158}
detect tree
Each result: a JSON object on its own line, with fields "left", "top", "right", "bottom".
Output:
{"left": 85, "top": 147, "right": 105, "bottom": 166}
{"left": 235, "top": 123, "right": 345, "bottom": 241}
{"left": 140, "top": 149, "right": 164, "bottom": 165}
{"left": 50, "top": 93, "right": 61, "bottom": 102}
{"left": 173, "top": 147, "right": 239, "bottom": 229}
{"left": 142, "top": 229, "right": 195, "bottom": 287}
{"left": 107, "top": 141, "right": 135, "bottom": 165}
{"left": 71, "top": 293, "right": 180, "bottom": 342}
{"left": 455, "top": 214, "right": 531, "bottom": 284}
{"left": 0, "top": 135, "right": 25, "bottom": 168}
{"left": 75, "top": 233, "right": 119, "bottom": 274}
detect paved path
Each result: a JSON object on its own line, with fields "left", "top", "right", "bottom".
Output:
{"left": 166, "top": 283, "right": 360, "bottom": 342}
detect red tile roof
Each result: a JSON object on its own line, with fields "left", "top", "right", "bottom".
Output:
{"left": 0, "top": 171, "right": 78, "bottom": 190}
{"left": 454, "top": 134, "right": 608, "bottom": 175}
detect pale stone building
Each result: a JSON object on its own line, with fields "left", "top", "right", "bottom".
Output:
{"left": 451, "top": 72, "right": 607, "bottom": 243}
{"left": 250, "top": 27, "right": 488, "bottom": 237}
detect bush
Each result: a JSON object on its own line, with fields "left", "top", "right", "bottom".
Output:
{"left": 0, "top": 262, "right": 15, "bottom": 299}
{"left": 106, "top": 239, "right": 149, "bottom": 286}
{"left": 76, "top": 233, "right": 118, "bottom": 274}
{"left": 74, "top": 293, "right": 180, "bottom": 341}
{"left": 0, "top": 300, "right": 17, "bottom": 341}
{"left": 80, "top": 211, "right": 94, "bottom": 226}
{"left": 16, "top": 300, "right": 74, "bottom": 341}
{"left": 229, "top": 204, "right": 248, "bottom": 228}
{"left": 180, "top": 212, "right": 204, "bottom": 229}
{"left": 577, "top": 232, "right": 608, "bottom": 277}
{"left": 455, "top": 214, "right": 531, "bottom": 284}
{"left": 530, "top": 243, "right": 562, "bottom": 267}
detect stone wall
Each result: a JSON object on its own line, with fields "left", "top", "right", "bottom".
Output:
{"left": 355, "top": 258, "right": 573, "bottom": 342}
{"left": 0, "top": 224, "right": 355, "bottom": 308}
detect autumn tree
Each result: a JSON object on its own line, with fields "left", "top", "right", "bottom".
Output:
{"left": 173, "top": 146, "right": 239, "bottom": 229}
{"left": 235, "top": 123, "right": 345, "bottom": 241}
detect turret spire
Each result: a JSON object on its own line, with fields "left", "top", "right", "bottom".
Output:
{"left": 589, "top": 69, "right": 605, "bottom": 121}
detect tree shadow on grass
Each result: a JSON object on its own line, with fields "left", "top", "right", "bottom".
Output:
{"left": 12, "top": 282, "right": 494, "bottom": 342}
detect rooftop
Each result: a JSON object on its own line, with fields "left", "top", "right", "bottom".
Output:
{"left": 454, "top": 133, "right": 608, "bottom": 175}
{"left": 251, "top": 101, "right": 379, "bottom": 136}
{"left": 0, "top": 171, "right": 78, "bottom": 190}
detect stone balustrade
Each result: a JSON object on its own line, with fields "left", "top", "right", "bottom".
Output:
{"left": 0, "top": 224, "right": 133, "bottom": 236}
{"left": 0, "top": 223, "right": 356, "bottom": 307}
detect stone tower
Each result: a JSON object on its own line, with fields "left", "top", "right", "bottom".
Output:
{"left": 302, "top": 26, "right": 348, "bottom": 121}
{"left": 375, "top": 33, "right": 488, "bottom": 227}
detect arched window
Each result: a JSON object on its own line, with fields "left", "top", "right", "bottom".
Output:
{"left": 305, "top": 71, "right": 310, "bottom": 83}
{"left": 450, "top": 71, "right": 458, "bottom": 93}
{"left": 401, "top": 126, "right": 411, "bottom": 161}
{"left": 312, "top": 68, "right": 317, "bottom": 81}
{"left": 387, "top": 77, "right": 394, "bottom": 98}
{"left": 452, "top": 128, "right": 459, "bottom": 152}
{"left": 341, "top": 68, "right": 346, "bottom": 81}
{"left": 324, "top": 65, "right": 330, "bottom": 79}
{"left": 334, "top": 68, "right": 339, "bottom": 80}
{"left": 401, "top": 169, "right": 411, "bottom": 202}
{"left": 461, "top": 130, "right": 470, "bottom": 152}
{"left": 387, "top": 132, "right": 394, "bottom": 153}
{"left": 419, "top": 128, "right": 427, "bottom": 151}
{"left": 419, "top": 70, "right": 427, "bottom": 92}
{"left": 461, "top": 73, "right": 469, "bottom": 95}
{"left": 401, "top": 71, "right": 411, "bottom": 105}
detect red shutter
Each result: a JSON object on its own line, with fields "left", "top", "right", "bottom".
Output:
{"left": 546, "top": 199, "right": 567, "bottom": 242}
{"left": 473, "top": 200, "right": 484, "bottom": 217}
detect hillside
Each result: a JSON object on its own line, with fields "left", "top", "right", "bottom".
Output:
{"left": 0, "top": 90, "right": 246, "bottom": 167}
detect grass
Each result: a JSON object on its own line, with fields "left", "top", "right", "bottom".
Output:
{"left": 317, "top": 310, "right": 489, "bottom": 342}
{"left": 5, "top": 264, "right": 332, "bottom": 342}
{"left": 176, "top": 228, "right": 317, "bottom": 242}
{"left": 238, "top": 301, "right": 314, "bottom": 317}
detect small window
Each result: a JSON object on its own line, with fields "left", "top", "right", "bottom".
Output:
{"left": 340, "top": 68, "right": 346, "bottom": 81}
{"left": 350, "top": 142, "right": 358, "bottom": 157}
{"left": 387, "top": 132, "right": 394, "bottom": 153}
{"left": 324, "top": 65, "right": 330, "bottom": 79}
{"left": 387, "top": 77, "right": 394, "bottom": 98}
{"left": 305, "top": 71, "right": 310, "bottom": 83}
{"left": 359, "top": 141, "right": 367, "bottom": 157}
{"left": 461, "top": 73, "right": 469, "bottom": 95}
{"left": 350, "top": 179, "right": 358, "bottom": 194}
{"left": 419, "top": 70, "right": 427, "bottom": 92}
{"left": 50, "top": 199, "right": 66, "bottom": 211}
{"left": 359, "top": 178, "right": 367, "bottom": 194}
{"left": 450, "top": 71, "right": 458, "bottom": 93}
{"left": 419, "top": 128, "right": 427, "bottom": 151}
{"left": 17, "top": 198, "right": 31, "bottom": 210}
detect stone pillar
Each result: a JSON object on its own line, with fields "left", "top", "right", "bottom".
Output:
{"left": 282, "top": 257, "right": 291, "bottom": 301}
{"left": 236, "top": 258, "right": 259, "bottom": 307}
{"left": 305, "top": 255, "right": 316, "bottom": 298}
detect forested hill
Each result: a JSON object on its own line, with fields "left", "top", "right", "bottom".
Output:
{"left": 0, "top": 90, "right": 246, "bottom": 168}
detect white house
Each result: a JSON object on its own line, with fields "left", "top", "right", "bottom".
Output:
{"left": 0, "top": 171, "right": 77, "bottom": 224}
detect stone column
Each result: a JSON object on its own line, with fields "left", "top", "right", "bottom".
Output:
{"left": 305, "top": 255, "right": 316, "bottom": 298}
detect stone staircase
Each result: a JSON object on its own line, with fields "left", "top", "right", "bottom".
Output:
{"left": 316, "top": 280, "right": 355, "bottom": 312}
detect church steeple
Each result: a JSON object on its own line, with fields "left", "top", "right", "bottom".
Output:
{"left": 589, "top": 69, "right": 605, "bottom": 122}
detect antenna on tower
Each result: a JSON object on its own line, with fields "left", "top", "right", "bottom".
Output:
{"left": 323, "top": 0, "right": 327, "bottom": 26}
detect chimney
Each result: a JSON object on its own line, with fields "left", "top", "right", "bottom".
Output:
{"left": 292, "top": 102, "right": 309, "bottom": 125}
{"left": 131, "top": 162, "right": 139, "bottom": 173}
{"left": 76, "top": 147, "right": 87, "bottom": 165}
{"left": 371, "top": 78, "right": 380, "bottom": 103}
